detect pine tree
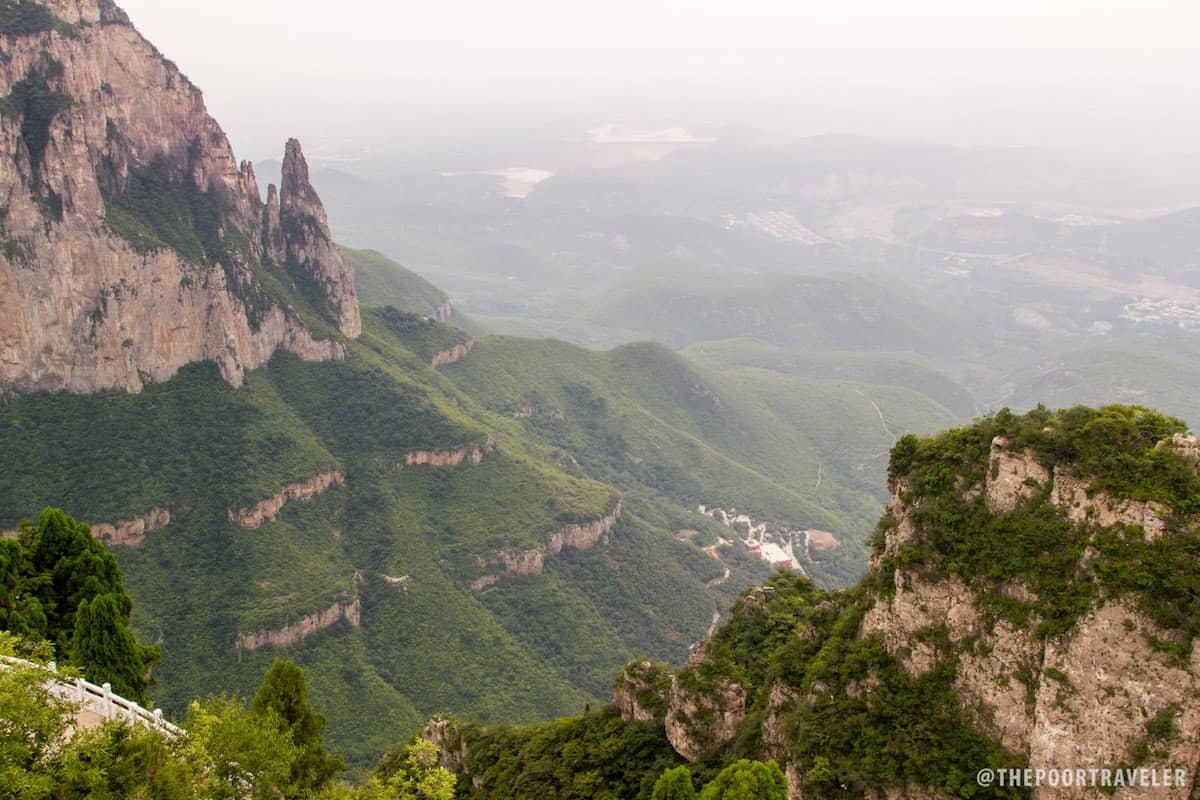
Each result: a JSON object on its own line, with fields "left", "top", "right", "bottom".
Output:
{"left": 252, "top": 658, "right": 344, "bottom": 796}
{"left": 72, "top": 592, "right": 157, "bottom": 704}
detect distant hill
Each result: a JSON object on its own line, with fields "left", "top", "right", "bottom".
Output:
{"left": 339, "top": 245, "right": 452, "bottom": 319}
{"left": 682, "top": 338, "right": 978, "bottom": 418}
{"left": 998, "top": 335, "right": 1200, "bottom": 427}
{"left": 572, "top": 261, "right": 968, "bottom": 354}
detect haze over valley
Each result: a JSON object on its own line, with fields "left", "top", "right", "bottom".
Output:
{"left": 4, "top": 1, "right": 1200, "bottom": 798}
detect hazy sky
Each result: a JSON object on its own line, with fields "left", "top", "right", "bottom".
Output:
{"left": 118, "top": 0, "right": 1200, "bottom": 163}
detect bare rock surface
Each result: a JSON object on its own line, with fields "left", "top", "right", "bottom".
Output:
{"left": 0, "top": 1, "right": 358, "bottom": 394}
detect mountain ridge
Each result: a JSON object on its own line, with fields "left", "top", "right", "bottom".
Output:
{"left": 1, "top": 0, "right": 358, "bottom": 394}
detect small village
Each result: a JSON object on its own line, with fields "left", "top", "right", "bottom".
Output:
{"left": 692, "top": 505, "right": 842, "bottom": 576}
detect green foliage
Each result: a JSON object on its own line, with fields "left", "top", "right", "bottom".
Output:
{"left": 0, "top": 323, "right": 767, "bottom": 769}
{"left": 364, "top": 739, "right": 455, "bottom": 800}
{"left": 72, "top": 593, "right": 160, "bottom": 704}
{"left": 253, "top": 658, "right": 345, "bottom": 796}
{"left": 0, "top": 633, "right": 72, "bottom": 796}
{"left": 885, "top": 405, "right": 1200, "bottom": 641}
{"left": 0, "top": 508, "right": 158, "bottom": 702}
{"left": 448, "top": 708, "right": 684, "bottom": 800}
{"left": 0, "top": 632, "right": 193, "bottom": 800}
{"left": 652, "top": 765, "right": 698, "bottom": 800}
{"left": 339, "top": 246, "right": 449, "bottom": 317}
{"left": 1, "top": 70, "right": 71, "bottom": 178}
{"left": 185, "top": 694, "right": 303, "bottom": 800}
{"left": 441, "top": 335, "right": 880, "bottom": 587}
{"left": 101, "top": 159, "right": 223, "bottom": 264}
{"left": 0, "top": 1, "right": 63, "bottom": 37}
{"left": 375, "top": 308, "right": 469, "bottom": 366}
{"left": 697, "top": 759, "right": 787, "bottom": 800}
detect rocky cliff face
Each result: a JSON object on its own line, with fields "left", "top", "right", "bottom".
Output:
{"left": 664, "top": 642, "right": 748, "bottom": 762}
{"left": 0, "top": 0, "right": 359, "bottom": 394}
{"left": 227, "top": 470, "right": 345, "bottom": 529}
{"left": 612, "top": 659, "right": 672, "bottom": 725}
{"left": 235, "top": 596, "right": 360, "bottom": 652}
{"left": 469, "top": 501, "right": 621, "bottom": 590}
{"left": 856, "top": 419, "right": 1200, "bottom": 799}
{"left": 277, "top": 139, "right": 360, "bottom": 338}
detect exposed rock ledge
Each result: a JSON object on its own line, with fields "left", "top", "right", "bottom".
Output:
{"left": 400, "top": 437, "right": 494, "bottom": 468}
{"left": 470, "top": 502, "right": 622, "bottom": 590}
{"left": 235, "top": 597, "right": 360, "bottom": 652}
{"left": 228, "top": 471, "right": 345, "bottom": 529}
{"left": 986, "top": 436, "right": 1169, "bottom": 539}
{"left": 3, "top": 507, "right": 171, "bottom": 546}
{"left": 431, "top": 338, "right": 475, "bottom": 369}
{"left": 90, "top": 508, "right": 171, "bottom": 548}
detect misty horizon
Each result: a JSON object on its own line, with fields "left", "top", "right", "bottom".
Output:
{"left": 120, "top": 0, "right": 1200, "bottom": 165}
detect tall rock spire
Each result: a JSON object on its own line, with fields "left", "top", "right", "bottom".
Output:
{"left": 279, "top": 139, "right": 361, "bottom": 338}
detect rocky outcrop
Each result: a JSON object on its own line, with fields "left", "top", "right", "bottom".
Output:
{"left": 432, "top": 302, "right": 453, "bottom": 323}
{"left": 277, "top": 139, "right": 360, "bottom": 338}
{"left": 985, "top": 436, "right": 1050, "bottom": 512}
{"left": 613, "top": 660, "right": 672, "bottom": 725}
{"left": 1160, "top": 432, "right": 1200, "bottom": 464}
{"left": 864, "top": 462, "right": 1200, "bottom": 798}
{"left": 1050, "top": 468, "right": 1167, "bottom": 540}
{"left": 0, "top": 0, "right": 358, "bottom": 395}
{"left": 986, "top": 438, "right": 1168, "bottom": 540}
{"left": 761, "top": 681, "right": 802, "bottom": 761}
{"left": 235, "top": 596, "right": 360, "bottom": 652}
{"left": 228, "top": 471, "right": 345, "bottom": 528}
{"left": 469, "top": 502, "right": 621, "bottom": 590}
{"left": 400, "top": 437, "right": 494, "bottom": 468}
{"left": 664, "top": 643, "right": 748, "bottom": 762}
{"left": 430, "top": 338, "right": 474, "bottom": 368}
{"left": 89, "top": 507, "right": 170, "bottom": 548}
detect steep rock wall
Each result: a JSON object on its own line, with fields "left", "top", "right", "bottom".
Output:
{"left": 227, "top": 470, "right": 345, "bottom": 528}
{"left": 470, "top": 502, "right": 621, "bottom": 590}
{"left": 0, "top": 0, "right": 358, "bottom": 394}
{"left": 664, "top": 643, "right": 748, "bottom": 762}
{"left": 235, "top": 596, "right": 360, "bottom": 652}
{"left": 863, "top": 445, "right": 1200, "bottom": 799}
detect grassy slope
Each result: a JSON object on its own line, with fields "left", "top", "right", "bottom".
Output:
{"left": 438, "top": 336, "right": 933, "bottom": 586}
{"left": 340, "top": 245, "right": 449, "bottom": 316}
{"left": 0, "top": 309, "right": 778, "bottom": 770}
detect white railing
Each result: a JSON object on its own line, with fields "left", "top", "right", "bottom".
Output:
{"left": 1, "top": 655, "right": 183, "bottom": 738}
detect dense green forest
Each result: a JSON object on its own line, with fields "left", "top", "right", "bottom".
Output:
{"left": 427, "top": 405, "right": 1198, "bottom": 800}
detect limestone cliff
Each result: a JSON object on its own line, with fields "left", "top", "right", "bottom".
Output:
{"left": 0, "top": 0, "right": 359, "bottom": 394}
{"left": 399, "top": 437, "right": 494, "bottom": 469}
{"left": 227, "top": 470, "right": 345, "bottom": 529}
{"left": 664, "top": 642, "right": 747, "bottom": 762}
{"left": 469, "top": 501, "right": 621, "bottom": 590}
{"left": 612, "top": 659, "right": 672, "bottom": 725}
{"left": 235, "top": 596, "right": 360, "bottom": 652}
{"left": 89, "top": 507, "right": 170, "bottom": 547}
